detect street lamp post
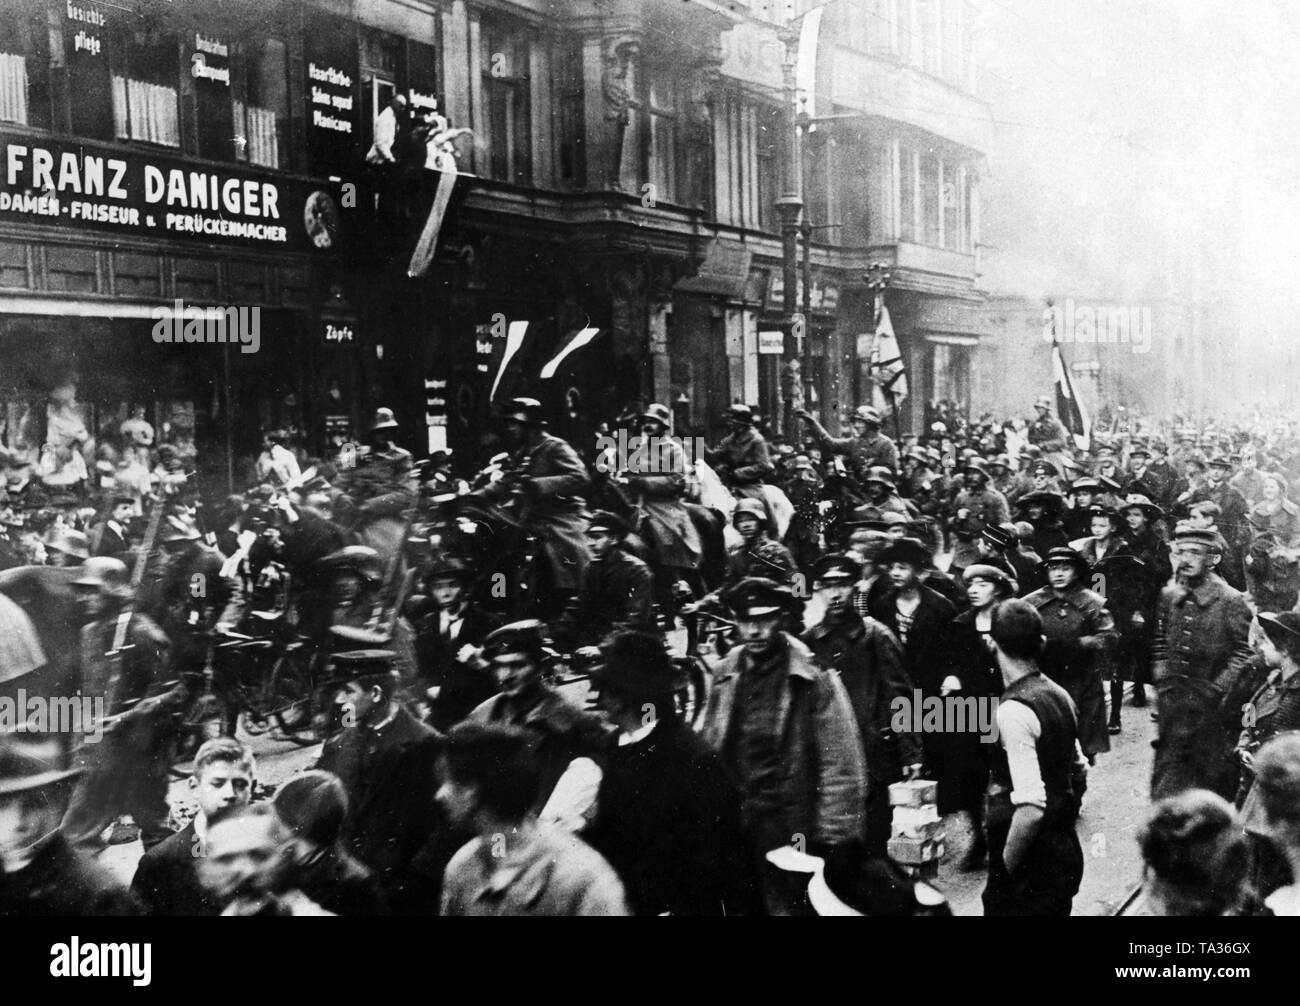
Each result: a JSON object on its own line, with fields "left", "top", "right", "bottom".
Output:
{"left": 776, "top": 23, "right": 804, "bottom": 440}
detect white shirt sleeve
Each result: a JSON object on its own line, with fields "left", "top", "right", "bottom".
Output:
{"left": 996, "top": 700, "right": 1047, "bottom": 809}
{"left": 538, "top": 757, "right": 603, "bottom": 833}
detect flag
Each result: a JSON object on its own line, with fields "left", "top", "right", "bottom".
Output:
{"left": 407, "top": 151, "right": 459, "bottom": 279}
{"left": 1051, "top": 340, "right": 1091, "bottom": 451}
{"left": 869, "top": 304, "right": 908, "bottom": 414}
{"left": 539, "top": 327, "right": 601, "bottom": 379}
{"left": 489, "top": 321, "right": 529, "bottom": 403}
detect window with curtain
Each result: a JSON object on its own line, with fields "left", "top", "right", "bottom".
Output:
{"left": 112, "top": 29, "right": 180, "bottom": 146}
{"left": 0, "top": 3, "right": 50, "bottom": 129}
{"left": 899, "top": 142, "right": 917, "bottom": 241}
{"left": 480, "top": 16, "right": 532, "bottom": 185}
{"left": 920, "top": 150, "right": 940, "bottom": 245}
{"left": 233, "top": 38, "right": 288, "bottom": 169}
{"left": 942, "top": 160, "right": 962, "bottom": 250}
{"left": 712, "top": 90, "right": 777, "bottom": 231}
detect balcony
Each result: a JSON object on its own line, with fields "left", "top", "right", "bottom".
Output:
{"left": 828, "top": 48, "right": 993, "bottom": 154}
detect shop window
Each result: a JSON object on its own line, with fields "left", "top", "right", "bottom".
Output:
{"left": 480, "top": 16, "right": 532, "bottom": 185}
{"left": 0, "top": 3, "right": 50, "bottom": 129}
{"left": 233, "top": 38, "right": 288, "bottom": 169}
{"left": 112, "top": 30, "right": 180, "bottom": 146}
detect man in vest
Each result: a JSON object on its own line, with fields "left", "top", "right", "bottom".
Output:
{"left": 983, "top": 598, "right": 1089, "bottom": 916}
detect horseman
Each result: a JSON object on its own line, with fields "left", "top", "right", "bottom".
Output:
{"left": 616, "top": 404, "right": 706, "bottom": 602}
{"left": 336, "top": 408, "right": 417, "bottom": 522}
{"left": 704, "top": 404, "right": 776, "bottom": 534}
{"left": 478, "top": 397, "right": 592, "bottom": 598}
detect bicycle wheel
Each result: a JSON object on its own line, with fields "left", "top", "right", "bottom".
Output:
{"left": 268, "top": 650, "right": 317, "bottom": 740}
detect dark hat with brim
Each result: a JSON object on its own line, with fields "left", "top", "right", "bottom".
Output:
{"left": 424, "top": 555, "right": 469, "bottom": 582}
{"left": 879, "top": 536, "right": 931, "bottom": 569}
{"left": 1259, "top": 612, "right": 1300, "bottom": 652}
{"left": 1018, "top": 490, "right": 1065, "bottom": 512}
{"left": 962, "top": 458, "right": 990, "bottom": 478}
{"left": 722, "top": 577, "right": 795, "bottom": 618}
{"left": 811, "top": 842, "right": 950, "bottom": 917}
{"left": 980, "top": 524, "right": 1016, "bottom": 550}
{"left": 961, "top": 563, "right": 1018, "bottom": 596}
{"left": 501, "top": 398, "right": 547, "bottom": 426}
{"left": 591, "top": 630, "right": 686, "bottom": 698}
{"left": 1039, "top": 546, "right": 1091, "bottom": 579}
{"left": 0, "top": 732, "right": 82, "bottom": 797}
{"left": 1029, "top": 461, "right": 1060, "bottom": 478}
{"left": 1070, "top": 477, "right": 1103, "bottom": 494}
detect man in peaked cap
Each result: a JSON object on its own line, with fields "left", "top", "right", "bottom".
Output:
{"left": 316, "top": 648, "right": 441, "bottom": 906}
{"left": 1150, "top": 522, "right": 1257, "bottom": 802}
{"left": 540, "top": 630, "right": 759, "bottom": 915}
{"left": 468, "top": 620, "right": 611, "bottom": 811}
{"left": 1184, "top": 454, "right": 1250, "bottom": 556}
{"left": 797, "top": 402, "right": 899, "bottom": 482}
{"left": 0, "top": 731, "right": 138, "bottom": 915}
{"left": 699, "top": 576, "right": 867, "bottom": 915}
{"left": 977, "top": 522, "right": 1043, "bottom": 596}
{"left": 550, "top": 509, "right": 656, "bottom": 652}
{"left": 801, "top": 554, "right": 921, "bottom": 856}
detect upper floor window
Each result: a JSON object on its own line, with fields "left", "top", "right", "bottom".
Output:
{"left": 554, "top": 38, "right": 584, "bottom": 188}
{"left": 0, "top": 1, "right": 51, "bottom": 130}
{"left": 480, "top": 16, "right": 532, "bottom": 185}
{"left": 233, "top": 38, "right": 288, "bottom": 169}
{"left": 112, "top": 26, "right": 180, "bottom": 146}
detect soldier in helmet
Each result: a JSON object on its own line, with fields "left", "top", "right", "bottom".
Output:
{"left": 336, "top": 408, "right": 417, "bottom": 520}
{"left": 797, "top": 403, "right": 899, "bottom": 481}
{"left": 704, "top": 404, "right": 776, "bottom": 526}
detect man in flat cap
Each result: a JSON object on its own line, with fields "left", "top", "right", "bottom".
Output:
{"left": 801, "top": 554, "right": 921, "bottom": 854}
{"left": 699, "top": 577, "right": 867, "bottom": 915}
{"left": 316, "top": 650, "right": 441, "bottom": 906}
{"left": 550, "top": 509, "right": 656, "bottom": 653}
{"left": 1151, "top": 523, "right": 1258, "bottom": 802}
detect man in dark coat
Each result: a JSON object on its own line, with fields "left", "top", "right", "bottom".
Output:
{"left": 91, "top": 494, "right": 134, "bottom": 560}
{"left": 316, "top": 650, "right": 442, "bottom": 905}
{"left": 1121, "top": 495, "right": 1173, "bottom": 707}
{"left": 977, "top": 522, "right": 1043, "bottom": 596}
{"left": 412, "top": 557, "right": 502, "bottom": 731}
{"left": 699, "top": 578, "right": 867, "bottom": 916}
{"left": 467, "top": 620, "right": 611, "bottom": 808}
{"left": 1187, "top": 457, "right": 1251, "bottom": 553}
{"left": 542, "top": 631, "right": 759, "bottom": 915}
{"left": 479, "top": 397, "right": 592, "bottom": 595}
{"left": 130, "top": 737, "right": 255, "bottom": 916}
{"left": 869, "top": 537, "right": 958, "bottom": 698}
{"left": 797, "top": 404, "right": 899, "bottom": 480}
{"left": 550, "top": 510, "right": 656, "bottom": 652}
{"left": 802, "top": 554, "right": 921, "bottom": 855}
{"left": 0, "top": 732, "right": 138, "bottom": 916}
{"left": 1151, "top": 525, "right": 1257, "bottom": 802}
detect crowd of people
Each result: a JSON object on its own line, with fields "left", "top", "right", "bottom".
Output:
{"left": 3, "top": 390, "right": 1300, "bottom": 917}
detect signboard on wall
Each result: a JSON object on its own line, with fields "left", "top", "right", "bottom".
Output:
{"left": 758, "top": 330, "right": 784, "bottom": 354}
{"left": 0, "top": 132, "right": 342, "bottom": 253}
{"left": 304, "top": 12, "right": 362, "bottom": 177}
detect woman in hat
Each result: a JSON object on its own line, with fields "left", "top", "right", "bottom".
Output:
{"left": 1235, "top": 613, "right": 1300, "bottom": 818}
{"left": 937, "top": 564, "right": 1018, "bottom": 867}
{"left": 1120, "top": 494, "right": 1172, "bottom": 709}
{"left": 1015, "top": 490, "right": 1069, "bottom": 558}
{"left": 1023, "top": 547, "right": 1117, "bottom": 761}
{"left": 1247, "top": 734, "right": 1300, "bottom": 915}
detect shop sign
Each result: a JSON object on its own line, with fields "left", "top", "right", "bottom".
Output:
{"left": 758, "top": 329, "right": 784, "bottom": 354}
{"left": 0, "top": 131, "right": 342, "bottom": 252}
{"left": 323, "top": 322, "right": 354, "bottom": 343}
{"left": 769, "top": 272, "right": 841, "bottom": 312}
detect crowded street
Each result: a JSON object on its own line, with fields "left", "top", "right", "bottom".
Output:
{"left": 1, "top": 0, "right": 1299, "bottom": 951}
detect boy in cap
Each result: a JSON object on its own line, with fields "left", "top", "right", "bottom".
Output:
{"left": 802, "top": 554, "right": 921, "bottom": 855}
{"left": 550, "top": 509, "right": 656, "bottom": 652}
{"left": 699, "top": 577, "right": 867, "bottom": 915}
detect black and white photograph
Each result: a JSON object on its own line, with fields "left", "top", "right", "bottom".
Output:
{"left": 0, "top": 0, "right": 1294, "bottom": 975}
